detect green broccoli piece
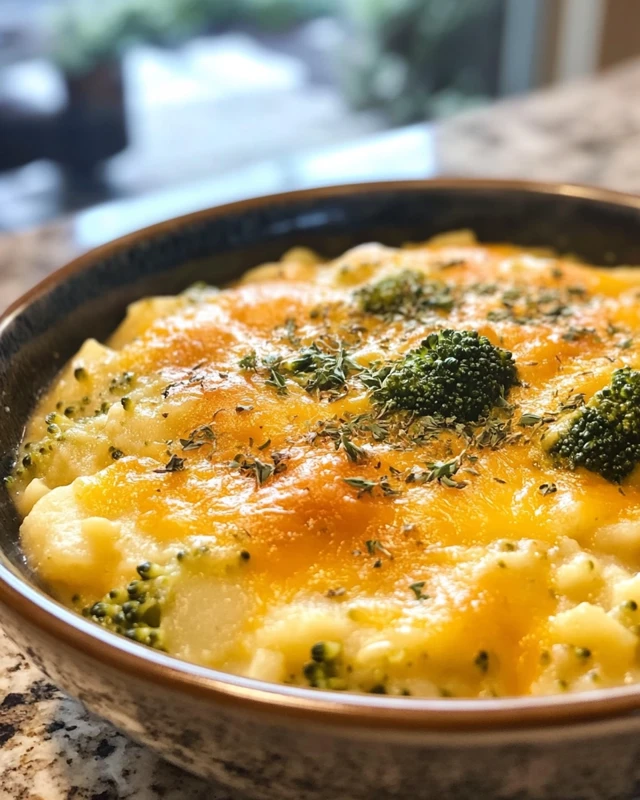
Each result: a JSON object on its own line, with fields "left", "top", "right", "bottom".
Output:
{"left": 365, "top": 329, "right": 517, "bottom": 422}
{"left": 82, "top": 561, "right": 171, "bottom": 650}
{"left": 81, "top": 547, "right": 252, "bottom": 649}
{"left": 302, "top": 640, "right": 347, "bottom": 690}
{"left": 355, "top": 270, "right": 453, "bottom": 317}
{"left": 549, "top": 367, "right": 640, "bottom": 482}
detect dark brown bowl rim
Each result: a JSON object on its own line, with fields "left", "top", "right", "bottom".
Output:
{"left": 4, "top": 177, "right": 640, "bottom": 734}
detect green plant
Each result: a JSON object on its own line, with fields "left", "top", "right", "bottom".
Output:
{"left": 338, "top": 0, "right": 501, "bottom": 123}
{"left": 51, "top": 0, "right": 336, "bottom": 74}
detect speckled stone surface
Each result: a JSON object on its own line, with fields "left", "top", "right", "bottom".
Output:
{"left": 4, "top": 58, "right": 640, "bottom": 798}
{"left": 0, "top": 627, "right": 230, "bottom": 799}
{"left": 434, "top": 60, "right": 640, "bottom": 192}
{"left": 0, "top": 221, "right": 79, "bottom": 311}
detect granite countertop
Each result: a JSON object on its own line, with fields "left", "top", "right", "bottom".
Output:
{"left": 3, "top": 58, "right": 640, "bottom": 799}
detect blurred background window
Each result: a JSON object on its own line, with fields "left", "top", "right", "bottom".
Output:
{"left": 0, "top": 0, "right": 638, "bottom": 230}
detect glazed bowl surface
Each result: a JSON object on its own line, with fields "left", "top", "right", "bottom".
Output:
{"left": 4, "top": 180, "right": 640, "bottom": 800}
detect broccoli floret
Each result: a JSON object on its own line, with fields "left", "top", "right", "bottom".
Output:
{"left": 82, "top": 561, "right": 171, "bottom": 650}
{"left": 302, "top": 640, "right": 347, "bottom": 690}
{"left": 366, "top": 329, "right": 517, "bottom": 422}
{"left": 549, "top": 367, "right": 640, "bottom": 482}
{"left": 81, "top": 547, "right": 252, "bottom": 649}
{"left": 355, "top": 270, "right": 453, "bottom": 317}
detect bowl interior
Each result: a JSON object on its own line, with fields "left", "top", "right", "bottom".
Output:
{"left": 2, "top": 181, "right": 640, "bottom": 582}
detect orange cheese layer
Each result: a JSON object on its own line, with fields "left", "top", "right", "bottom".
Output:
{"left": 11, "top": 236, "right": 640, "bottom": 698}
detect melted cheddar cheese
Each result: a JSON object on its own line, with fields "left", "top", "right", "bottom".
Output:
{"left": 11, "top": 232, "right": 640, "bottom": 698}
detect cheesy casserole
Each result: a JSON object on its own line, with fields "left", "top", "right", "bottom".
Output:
{"left": 10, "top": 231, "right": 640, "bottom": 698}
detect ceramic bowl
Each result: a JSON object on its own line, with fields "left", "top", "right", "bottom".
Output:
{"left": 3, "top": 180, "right": 640, "bottom": 800}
